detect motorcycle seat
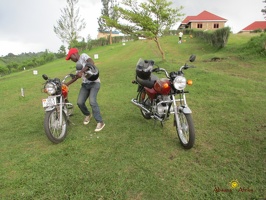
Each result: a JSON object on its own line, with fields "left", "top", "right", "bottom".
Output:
{"left": 136, "top": 74, "right": 158, "bottom": 89}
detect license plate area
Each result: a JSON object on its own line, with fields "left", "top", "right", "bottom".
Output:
{"left": 42, "top": 96, "right": 57, "bottom": 107}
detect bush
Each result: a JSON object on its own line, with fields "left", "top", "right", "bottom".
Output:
{"left": 0, "top": 65, "right": 9, "bottom": 76}
{"left": 242, "top": 33, "right": 266, "bottom": 56}
{"left": 185, "top": 27, "right": 231, "bottom": 48}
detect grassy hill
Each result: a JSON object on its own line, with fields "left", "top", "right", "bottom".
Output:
{"left": 0, "top": 34, "right": 265, "bottom": 199}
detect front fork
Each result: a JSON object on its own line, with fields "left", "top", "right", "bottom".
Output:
{"left": 44, "top": 96, "right": 65, "bottom": 126}
{"left": 172, "top": 93, "right": 192, "bottom": 128}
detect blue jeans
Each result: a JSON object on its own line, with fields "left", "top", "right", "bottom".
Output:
{"left": 77, "top": 82, "right": 103, "bottom": 123}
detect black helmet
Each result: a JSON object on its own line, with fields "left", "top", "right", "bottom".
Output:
{"left": 84, "top": 63, "right": 99, "bottom": 81}
{"left": 136, "top": 59, "right": 154, "bottom": 80}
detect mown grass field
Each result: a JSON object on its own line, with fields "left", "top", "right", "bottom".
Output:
{"left": 0, "top": 33, "right": 265, "bottom": 199}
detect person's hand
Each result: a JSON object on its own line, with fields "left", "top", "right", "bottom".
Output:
{"left": 76, "top": 71, "right": 83, "bottom": 78}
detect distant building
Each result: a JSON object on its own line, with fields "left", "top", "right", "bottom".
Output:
{"left": 178, "top": 10, "right": 227, "bottom": 31}
{"left": 97, "top": 30, "right": 120, "bottom": 39}
{"left": 239, "top": 21, "right": 266, "bottom": 33}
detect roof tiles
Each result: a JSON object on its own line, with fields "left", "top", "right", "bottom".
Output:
{"left": 241, "top": 21, "right": 266, "bottom": 31}
{"left": 181, "top": 10, "right": 227, "bottom": 24}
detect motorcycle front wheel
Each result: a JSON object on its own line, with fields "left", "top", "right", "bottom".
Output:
{"left": 44, "top": 109, "right": 67, "bottom": 144}
{"left": 175, "top": 113, "right": 195, "bottom": 149}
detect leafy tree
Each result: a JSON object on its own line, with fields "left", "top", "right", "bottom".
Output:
{"left": 54, "top": 0, "right": 86, "bottom": 47}
{"left": 70, "top": 38, "right": 87, "bottom": 51}
{"left": 104, "top": 0, "right": 184, "bottom": 60}
{"left": 262, "top": 0, "right": 266, "bottom": 19}
{"left": 57, "top": 45, "right": 67, "bottom": 58}
{"left": 86, "top": 34, "right": 93, "bottom": 50}
{"left": 98, "top": 0, "right": 119, "bottom": 44}
{"left": 0, "top": 65, "right": 8, "bottom": 75}
{"left": 6, "top": 62, "right": 19, "bottom": 72}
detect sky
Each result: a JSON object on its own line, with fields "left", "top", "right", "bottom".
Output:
{"left": 0, "top": 0, "right": 265, "bottom": 56}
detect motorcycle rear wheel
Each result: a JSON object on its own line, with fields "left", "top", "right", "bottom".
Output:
{"left": 44, "top": 109, "right": 67, "bottom": 144}
{"left": 175, "top": 113, "right": 195, "bottom": 149}
{"left": 138, "top": 90, "right": 151, "bottom": 119}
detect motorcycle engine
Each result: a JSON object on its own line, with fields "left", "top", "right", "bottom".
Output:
{"left": 154, "top": 95, "right": 171, "bottom": 117}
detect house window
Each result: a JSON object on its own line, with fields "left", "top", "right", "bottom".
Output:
{"left": 197, "top": 23, "right": 203, "bottom": 28}
{"left": 214, "top": 24, "right": 219, "bottom": 28}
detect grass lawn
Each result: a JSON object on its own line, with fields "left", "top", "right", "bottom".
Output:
{"left": 0, "top": 33, "right": 265, "bottom": 199}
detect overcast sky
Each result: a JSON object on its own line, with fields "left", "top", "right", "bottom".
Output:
{"left": 0, "top": 0, "right": 265, "bottom": 56}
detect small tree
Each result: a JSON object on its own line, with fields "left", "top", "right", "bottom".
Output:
{"left": 104, "top": 0, "right": 184, "bottom": 60}
{"left": 54, "top": 0, "right": 86, "bottom": 47}
{"left": 56, "top": 45, "right": 67, "bottom": 58}
{"left": 98, "top": 0, "right": 119, "bottom": 44}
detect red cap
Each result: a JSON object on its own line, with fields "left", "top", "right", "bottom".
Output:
{"left": 66, "top": 48, "right": 78, "bottom": 60}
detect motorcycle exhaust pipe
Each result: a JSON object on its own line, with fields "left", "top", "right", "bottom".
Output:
{"left": 131, "top": 99, "right": 163, "bottom": 122}
{"left": 131, "top": 98, "right": 151, "bottom": 114}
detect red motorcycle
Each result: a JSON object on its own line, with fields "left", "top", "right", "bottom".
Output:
{"left": 131, "top": 55, "right": 196, "bottom": 149}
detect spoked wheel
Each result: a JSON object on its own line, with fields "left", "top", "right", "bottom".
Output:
{"left": 174, "top": 112, "right": 195, "bottom": 149}
{"left": 44, "top": 109, "right": 67, "bottom": 144}
{"left": 138, "top": 90, "right": 151, "bottom": 119}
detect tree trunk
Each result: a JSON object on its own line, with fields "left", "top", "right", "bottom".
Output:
{"left": 154, "top": 37, "right": 165, "bottom": 60}
{"left": 109, "top": 30, "right": 112, "bottom": 45}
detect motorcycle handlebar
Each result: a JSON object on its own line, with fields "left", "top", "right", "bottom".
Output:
{"left": 62, "top": 74, "right": 76, "bottom": 83}
{"left": 152, "top": 64, "right": 196, "bottom": 78}
{"left": 153, "top": 67, "right": 170, "bottom": 78}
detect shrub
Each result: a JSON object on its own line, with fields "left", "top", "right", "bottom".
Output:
{"left": 243, "top": 33, "right": 266, "bottom": 56}
{"left": 186, "top": 27, "right": 231, "bottom": 48}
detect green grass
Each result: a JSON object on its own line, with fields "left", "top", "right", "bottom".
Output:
{"left": 0, "top": 34, "right": 265, "bottom": 199}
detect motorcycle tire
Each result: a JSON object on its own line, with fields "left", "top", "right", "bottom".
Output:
{"left": 138, "top": 90, "right": 151, "bottom": 119}
{"left": 44, "top": 109, "right": 67, "bottom": 144}
{"left": 175, "top": 113, "right": 195, "bottom": 149}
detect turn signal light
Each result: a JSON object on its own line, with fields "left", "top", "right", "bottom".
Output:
{"left": 163, "top": 82, "right": 170, "bottom": 89}
{"left": 187, "top": 80, "right": 193, "bottom": 85}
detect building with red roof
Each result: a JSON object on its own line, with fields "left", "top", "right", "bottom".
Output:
{"left": 178, "top": 10, "right": 227, "bottom": 31}
{"left": 239, "top": 21, "right": 266, "bottom": 33}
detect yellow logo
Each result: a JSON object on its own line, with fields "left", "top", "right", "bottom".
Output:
{"left": 230, "top": 180, "right": 240, "bottom": 189}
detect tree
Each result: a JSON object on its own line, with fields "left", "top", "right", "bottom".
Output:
{"left": 104, "top": 0, "right": 184, "bottom": 60}
{"left": 262, "top": 0, "right": 266, "bottom": 19}
{"left": 54, "top": 0, "right": 86, "bottom": 47}
{"left": 56, "top": 45, "right": 67, "bottom": 58}
{"left": 98, "top": 0, "right": 119, "bottom": 44}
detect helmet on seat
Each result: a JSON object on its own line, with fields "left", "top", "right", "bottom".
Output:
{"left": 136, "top": 59, "right": 154, "bottom": 80}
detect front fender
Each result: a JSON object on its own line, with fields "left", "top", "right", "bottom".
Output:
{"left": 180, "top": 106, "right": 192, "bottom": 114}
{"left": 44, "top": 106, "right": 56, "bottom": 112}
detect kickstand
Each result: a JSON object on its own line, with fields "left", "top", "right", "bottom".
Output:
{"left": 153, "top": 119, "right": 164, "bottom": 128}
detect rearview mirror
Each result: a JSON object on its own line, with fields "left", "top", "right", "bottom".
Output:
{"left": 189, "top": 55, "right": 196, "bottom": 62}
{"left": 42, "top": 74, "right": 48, "bottom": 80}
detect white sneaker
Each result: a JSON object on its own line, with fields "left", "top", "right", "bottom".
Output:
{"left": 83, "top": 115, "right": 91, "bottom": 125}
{"left": 95, "top": 122, "right": 105, "bottom": 132}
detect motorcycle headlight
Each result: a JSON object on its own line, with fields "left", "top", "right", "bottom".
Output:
{"left": 44, "top": 82, "right": 57, "bottom": 95}
{"left": 173, "top": 76, "right": 187, "bottom": 90}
